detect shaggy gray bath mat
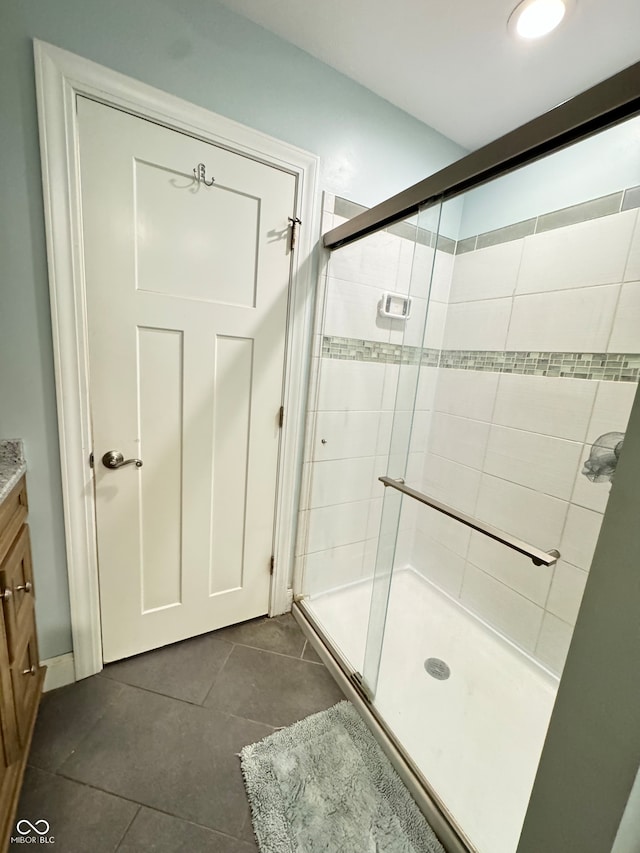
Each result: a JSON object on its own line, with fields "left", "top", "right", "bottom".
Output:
{"left": 240, "top": 701, "right": 444, "bottom": 853}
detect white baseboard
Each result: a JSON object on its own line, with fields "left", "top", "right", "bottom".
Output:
{"left": 41, "top": 652, "right": 76, "bottom": 691}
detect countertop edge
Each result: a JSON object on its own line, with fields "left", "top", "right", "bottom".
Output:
{"left": 0, "top": 439, "right": 27, "bottom": 507}
{"left": 0, "top": 462, "right": 27, "bottom": 507}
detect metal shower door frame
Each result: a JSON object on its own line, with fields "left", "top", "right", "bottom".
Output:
{"left": 324, "top": 61, "right": 640, "bottom": 251}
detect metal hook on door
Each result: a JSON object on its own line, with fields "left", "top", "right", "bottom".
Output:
{"left": 193, "top": 163, "right": 215, "bottom": 187}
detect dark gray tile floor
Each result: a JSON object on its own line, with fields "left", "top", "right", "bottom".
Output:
{"left": 12, "top": 614, "right": 344, "bottom": 852}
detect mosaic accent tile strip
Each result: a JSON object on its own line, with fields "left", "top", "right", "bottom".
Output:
{"left": 322, "top": 336, "right": 439, "bottom": 367}
{"left": 322, "top": 336, "right": 640, "bottom": 383}
{"left": 439, "top": 350, "right": 640, "bottom": 382}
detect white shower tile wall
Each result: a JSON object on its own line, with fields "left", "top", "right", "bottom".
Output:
{"left": 416, "top": 201, "right": 640, "bottom": 675}
{"left": 299, "top": 192, "right": 639, "bottom": 677}
{"left": 296, "top": 197, "right": 454, "bottom": 599}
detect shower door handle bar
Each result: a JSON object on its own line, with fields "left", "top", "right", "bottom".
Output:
{"left": 379, "top": 476, "right": 560, "bottom": 567}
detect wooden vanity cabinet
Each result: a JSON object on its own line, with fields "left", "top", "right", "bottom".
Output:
{"left": 0, "top": 477, "right": 45, "bottom": 852}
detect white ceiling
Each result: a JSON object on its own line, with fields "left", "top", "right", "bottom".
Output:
{"left": 218, "top": 0, "right": 640, "bottom": 150}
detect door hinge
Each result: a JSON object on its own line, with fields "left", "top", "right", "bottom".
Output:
{"left": 278, "top": 405, "right": 284, "bottom": 428}
{"left": 288, "top": 216, "right": 302, "bottom": 251}
{"left": 89, "top": 452, "right": 94, "bottom": 469}
{"left": 270, "top": 555, "right": 275, "bottom": 576}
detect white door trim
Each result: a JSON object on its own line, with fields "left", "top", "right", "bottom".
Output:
{"left": 34, "top": 39, "right": 319, "bottom": 680}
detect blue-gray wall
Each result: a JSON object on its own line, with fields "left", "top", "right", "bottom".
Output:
{"left": 0, "top": 0, "right": 464, "bottom": 660}
{"left": 459, "top": 116, "right": 640, "bottom": 238}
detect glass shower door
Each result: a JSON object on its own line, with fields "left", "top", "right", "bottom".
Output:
{"left": 299, "top": 198, "right": 439, "bottom": 682}
{"left": 358, "top": 187, "right": 563, "bottom": 853}
{"left": 357, "top": 113, "right": 640, "bottom": 853}
{"left": 361, "top": 200, "right": 445, "bottom": 696}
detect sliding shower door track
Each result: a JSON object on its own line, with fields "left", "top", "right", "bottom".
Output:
{"left": 292, "top": 598, "right": 476, "bottom": 853}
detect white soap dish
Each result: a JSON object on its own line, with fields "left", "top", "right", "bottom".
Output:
{"left": 378, "top": 292, "right": 412, "bottom": 320}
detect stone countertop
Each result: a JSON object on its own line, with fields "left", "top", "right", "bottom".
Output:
{"left": 0, "top": 440, "right": 26, "bottom": 506}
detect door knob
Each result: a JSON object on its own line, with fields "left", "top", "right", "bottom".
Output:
{"left": 102, "top": 451, "right": 143, "bottom": 470}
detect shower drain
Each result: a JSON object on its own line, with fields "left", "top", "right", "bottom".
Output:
{"left": 424, "top": 658, "right": 450, "bottom": 680}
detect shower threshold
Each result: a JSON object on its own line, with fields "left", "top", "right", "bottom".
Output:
{"left": 295, "top": 568, "right": 558, "bottom": 853}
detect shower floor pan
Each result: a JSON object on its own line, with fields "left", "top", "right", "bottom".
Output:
{"left": 307, "top": 568, "right": 558, "bottom": 853}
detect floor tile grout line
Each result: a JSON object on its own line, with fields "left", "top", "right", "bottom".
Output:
{"left": 50, "top": 768, "right": 255, "bottom": 846}
{"left": 99, "top": 618, "right": 308, "bottom": 670}
{"left": 99, "top": 635, "right": 236, "bottom": 679}
{"left": 99, "top": 672, "right": 219, "bottom": 709}
{"left": 88, "top": 677, "right": 277, "bottom": 733}
{"left": 199, "top": 641, "right": 235, "bottom": 707}
{"left": 224, "top": 711, "right": 278, "bottom": 731}
{"left": 301, "top": 644, "right": 324, "bottom": 665}
{"left": 41, "top": 686, "right": 278, "bottom": 768}
{"left": 25, "top": 618, "right": 339, "bottom": 852}
{"left": 113, "top": 804, "right": 141, "bottom": 852}
{"left": 97, "top": 671, "right": 215, "bottom": 708}
{"left": 99, "top": 640, "right": 237, "bottom": 708}
{"left": 218, "top": 637, "right": 309, "bottom": 663}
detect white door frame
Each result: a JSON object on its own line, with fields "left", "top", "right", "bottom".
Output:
{"left": 34, "top": 40, "right": 319, "bottom": 680}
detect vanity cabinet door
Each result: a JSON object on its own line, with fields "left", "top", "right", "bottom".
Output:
{"left": 0, "top": 479, "right": 27, "bottom": 567}
{"left": 0, "top": 476, "right": 44, "bottom": 853}
{"left": 10, "top": 628, "right": 40, "bottom": 747}
{"left": 0, "top": 602, "right": 19, "bottom": 800}
{"left": 0, "top": 525, "right": 35, "bottom": 664}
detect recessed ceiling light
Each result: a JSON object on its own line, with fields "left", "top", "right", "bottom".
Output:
{"left": 509, "top": 0, "right": 571, "bottom": 40}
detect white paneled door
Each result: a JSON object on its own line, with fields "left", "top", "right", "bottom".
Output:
{"left": 77, "top": 97, "right": 297, "bottom": 662}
